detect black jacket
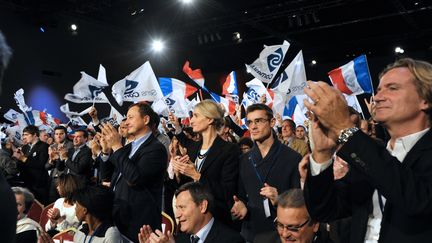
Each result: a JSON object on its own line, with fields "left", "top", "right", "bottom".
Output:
{"left": 110, "top": 134, "right": 167, "bottom": 243}
{"left": 176, "top": 220, "right": 245, "bottom": 243}
{"left": 304, "top": 130, "right": 432, "bottom": 243}
{"left": 238, "top": 137, "right": 301, "bottom": 241}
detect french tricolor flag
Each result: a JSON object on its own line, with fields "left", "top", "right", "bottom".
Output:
{"left": 182, "top": 61, "right": 208, "bottom": 92}
{"left": 159, "top": 77, "right": 198, "bottom": 98}
{"left": 328, "top": 55, "right": 373, "bottom": 95}
{"left": 222, "top": 71, "right": 239, "bottom": 97}
{"left": 210, "top": 92, "right": 236, "bottom": 115}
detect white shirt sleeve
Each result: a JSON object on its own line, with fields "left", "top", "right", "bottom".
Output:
{"left": 309, "top": 154, "right": 333, "bottom": 176}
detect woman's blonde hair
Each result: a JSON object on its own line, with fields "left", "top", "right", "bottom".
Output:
{"left": 194, "top": 99, "right": 225, "bottom": 129}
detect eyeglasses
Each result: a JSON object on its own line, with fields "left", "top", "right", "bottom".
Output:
{"left": 245, "top": 118, "right": 270, "bottom": 126}
{"left": 274, "top": 217, "right": 310, "bottom": 232}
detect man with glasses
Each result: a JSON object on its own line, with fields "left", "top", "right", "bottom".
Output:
{"left": 231, "top": 104, "right": 301, "bottom": 242}
{"left": 254, "top": 189, "right": 331, "bottom": 243}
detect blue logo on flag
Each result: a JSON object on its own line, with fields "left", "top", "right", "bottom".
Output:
{"left": 164, "top": 97, "right": 176, "bottom": 106}
{"left": 272, "top": 71, "right": 288, "bottom": 89}
{"left": 88, "top": 85, "right": 103, "bottom": 99}
{"left": 247, "top": 89, "right": 260, "bottom": 103}
{"left": 267, "top": 48, "right": 284, "bottom": 72}
{"left": 124, "top": 80, "right": 139, "bottom": 95}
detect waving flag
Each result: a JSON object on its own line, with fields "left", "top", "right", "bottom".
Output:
{"left": 64, "top": 69, "right": 110, "bottom": 103}
{"left": 241, "top": 78, "right": 274, "bottom": 109}
{"left": 271, "top": 50, "right": 307, "bottom": 98}
{"left": 328, "top": 55, "right": 373, "bottom": 95}
{"left": 112, "top": 61, "right": 163, "bottom": 106}
{"left": 183, "top": 61, "right": 208, "bottom": 91}
{"left": 245, "top": 40, "right": 290, "bottom": 83}
{"left": 14, "top": 89, "right": 32, "bottom": 112}
{"left": 4, "top": 109, "right": 20, "bottom": 123}
{"left": 283, "top": 96, "right": 308, "bottom": 127}
{"left": 210, "top": 92, "right": 236, "bottom": 115}
{"left": 343, "top": 94, "right": 363, "bottom": 115}
{"left": 222, "top": 71, "right": 239, "bottom": 101}
{"left": 159, "top": 77, "right": 198, "bottom": 98}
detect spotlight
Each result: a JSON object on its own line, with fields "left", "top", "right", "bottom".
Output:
{"left": 311, "top": 60, "right": 317, "bottom": 65}
{"left": 180, "top": 0, "right": 193, "bottom": 4}
{"left": 70, "top": 24, "right": 78, "bottom": 31}
{"left": 39, "top": 27, "right": 45, "bottom": 33}
{"left": 151, "top": 40, "right": 165, "bottom": 52}
{"left": 232, "top": 32, "right": 242, "bottom": 43}
{"left": 395, "top": 46, "right": 405, "bottom": 54}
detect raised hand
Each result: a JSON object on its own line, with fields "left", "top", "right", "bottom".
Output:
{"left": 172, "top": 155, "right": 200, "bottom": 181}
{"left": 231, "top": 195, "right": 247, "bottom": 220}
{"left": 260, "top": 183, "right": 278, "bottom": 205}
{"left": 99, "top": 123, "right": 122, "bottom": 152}
{"left": 298, "top": 154, "right": 310, "bottom": 184}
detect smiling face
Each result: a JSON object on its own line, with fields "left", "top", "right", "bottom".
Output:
{"left": 276, "top": 206, "right": 318, "bottom": 243}
{"left": 125, "top": 106, "right": 149, "bottom": 137}
{"left": 190, "top": 109, "right": 213, "bottom": 134}
{"left": 73, "top": 131, "right": 87, "bottom": 147}
{"left": 175, "top": 190, "right": 207, "bottom": 235}
{"left": 374, "top": 67, "right": 429, "bottom": 129}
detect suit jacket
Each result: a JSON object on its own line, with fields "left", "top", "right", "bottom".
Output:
{"left": 19, "top": 140, "right": 50, "bottom": 203}
{"left": 110, "top": 134, "right": 167, "bottom": 243}
{"left": 57, "top": 145, "right": 93, "bottom": 184}
{"left": 176, "top": 220, "right": 245, "bottom": 243}
{"left": 253, "top": 226, "right": 333, "bottom": 243}
{"left": 175, "top": 133, "right": 240, "bottom": 227}
{"left": 304, "top": 130, "right": 432, "bottom": 243}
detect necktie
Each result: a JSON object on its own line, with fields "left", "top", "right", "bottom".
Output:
{"left": 190, "top": 235, "right": 200, "bottom": 243}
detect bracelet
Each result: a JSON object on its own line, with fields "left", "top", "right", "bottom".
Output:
{"left": 336, "top": 127, "right": 359, "bottom": 145}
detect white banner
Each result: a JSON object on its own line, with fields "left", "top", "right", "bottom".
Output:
{"left": 112, "top": 61, "right": 163, "bottom": 106}
{"left": 64, "top": 69, "right": 110, "bottom": 104}
{"left": 245, "top": 40, "right": 290, "bottom": 83}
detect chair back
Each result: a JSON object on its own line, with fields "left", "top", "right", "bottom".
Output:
{"left": 27, "top": 199, "right": 44, "bottom": 223}
{"left": 52, "top": 227, "right": 77, "bottom": 243}
{"left": 161, "top": 211, "right": 175, "bottom": 234}
{"left": 39, "top": 202, "right": 55, "bottom": 228}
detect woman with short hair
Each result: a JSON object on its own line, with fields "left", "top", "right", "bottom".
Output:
{"left": 13, "top": 186, "right": 42, "bottom": 243}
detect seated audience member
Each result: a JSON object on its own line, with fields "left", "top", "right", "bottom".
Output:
{"left": 280, "top": 119, "right": 309, "bottom": 157}
{"left": 138, "top": 182, "right": 244, "bottom": 243}
{"left": 254, "top": 189, "right": 331, "bottom": 243}
{"left": 13, "top": 186, "right": 42, "bottom": 243}
{"left": 73, "top": 185, "right": 122, "bottom": 242}
{"left": 238, "top": 137, "right": 253, "bottom": 154}
{"left": 45, "top": 174, "right": 83, "bottom": 235}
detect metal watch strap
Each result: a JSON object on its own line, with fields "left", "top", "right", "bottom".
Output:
{"left": 336, "top": 127, "right": 359, "bottom": 145}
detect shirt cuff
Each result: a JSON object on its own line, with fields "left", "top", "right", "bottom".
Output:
{"left": 309, "top": 154, "right": 333, "bottom": 176}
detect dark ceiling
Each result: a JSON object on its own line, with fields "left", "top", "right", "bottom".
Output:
{"left": 1, "top": 0, "right": 431, "bottom": 72}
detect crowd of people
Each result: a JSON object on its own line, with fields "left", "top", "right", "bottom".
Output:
{"left": 1, "top": 30, "right": 432, "bottom": 243}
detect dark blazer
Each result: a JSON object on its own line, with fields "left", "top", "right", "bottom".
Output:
{"left": 304, "top": 130, "right": 432, "bottom": 243}
{"left": 175, "top": 133, "right": 240, "bottom": 227}
{"left": 0, "top": 173, "right": 17, "bottom": 243}
{"left": 176, "top": 220, "right": 245, "bottom": 243}
{"left": 238, "top": 137, "right": 301, "bottom": 240}
{"left": 57, "top": 145, "right": 93, "bottom": 184}
{"left": 110, "top": 133, "right": 167, "bottom": 243}
{"left": 19, "top": 140, "right": 49, "bottom": 203}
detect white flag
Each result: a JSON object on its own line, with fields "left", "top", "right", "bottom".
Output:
{"left": 241, "top": 78, "right": 274, "bottom": 109}
{"left": 111, "top": 61, "right": 163, "bottom": 106}
{"left": 343, "top": 94, "right": 363, "bottom": 114}
{"left": 60, "top": 103, "right": 93, "bottom": 118}
{"left": 245, "top": 40, "right": 290, "bottom": 83}
{"left": 109, "top": 106, "right": 125, "bottom": 125}
{"left": 3, "top": 109, "right": 20, "bottom": 123}
{"left": 14, "top": 89, "right": 32, "bottom": 112}
{"left": 151, "top": 98, "right": 170, "bottom": 117}
{"left": 64, "top": 70, "right": 110, "bottom": 103}
{"left": 163, "top": 93, "right": 190, "bottom": 118}
{"left": 271, "top": 50, "right": 307, "bottom": 99}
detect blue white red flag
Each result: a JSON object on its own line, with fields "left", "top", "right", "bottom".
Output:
{"left": 210, "top": 92, "right": 236, "bottom": 115}
{"left": 159, "top": 77, "right": 198, "bottom": 98}
{"left": 222, "top": 71, "right": 239, "bottom": 98}
{"left": 328, "top": 55, "right": 373, "bottom": 95}
{"left": 182, "top": 61, "right": 208, "bottom": 91}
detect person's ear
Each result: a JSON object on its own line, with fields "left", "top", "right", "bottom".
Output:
{"left": 270, "top": 117, "right": 276, "bottom": 127}
{"left": 199, "top": 200, "right": 209, "bottom": 214}
{"left": 144, "top": 115, "right": 150, "bottom": 126}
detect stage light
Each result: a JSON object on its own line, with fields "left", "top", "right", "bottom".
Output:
{"left": 71, "top": 24, "right": 78, "bottom": 31}
{"left": 395, "top": 46, "right": 404, "bottom": 54}
{"left": 151, "top": 40, "right": 165, "bottom": 52}
{"left": 39, "top": 27, "right": 45, "bottom": 33}
{"left": 180, "top": 0, "right": 193, "bottom": 4}
{"left": 311, "top": 60, "right": 317, "bottom": 65}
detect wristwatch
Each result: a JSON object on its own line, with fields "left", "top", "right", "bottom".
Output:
{"left": 336, "top": 127, "right": 359, "bottom": 145}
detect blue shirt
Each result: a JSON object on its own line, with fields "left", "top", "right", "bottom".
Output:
{"left": 129, "top": 131, "right": 152, "bottom": 158}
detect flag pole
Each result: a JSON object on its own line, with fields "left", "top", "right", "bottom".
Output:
{"left": 199, "top": 89, "right": 204, "bottom": 101}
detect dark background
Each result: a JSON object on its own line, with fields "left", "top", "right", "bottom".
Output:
{"left": 0, "top": 0, "right": 431, "bottom": 122}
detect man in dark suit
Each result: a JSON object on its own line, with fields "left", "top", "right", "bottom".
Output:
{"left": 13, "top": 125, "right": 50, "bottom": 204}
{"left": 303, "top": 58, "right": 432, "bottom": 242}
{"left": 231, "top": 104, "right": 301, "bottom": 242}
{"left": 99, "top": 102, "right": 167, "bottom": 242}
{"left": 138, "top": 182, "right": 244, "bottom": 243}
{"left": 56, "top": 129, "right": 93, "bottom": 184}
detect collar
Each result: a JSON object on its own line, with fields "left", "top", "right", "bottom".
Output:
{"left": 130, "top": 130, "right": 152, "bottom": 158}
{"left": 386, "top": 128, "right": 430, "bottom": 162}
{"left": 194, "top": 217, "right": 214, "bottom": 243}
{"left": 74, "top": 143, "right": 86, "bottom": 151}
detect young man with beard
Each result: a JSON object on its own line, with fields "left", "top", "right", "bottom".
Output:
{"left": 231, "top": 104, "right": 301, "bottom": 242}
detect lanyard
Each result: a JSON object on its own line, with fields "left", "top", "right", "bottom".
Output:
{"left": 249, "top": 143, "right": 281, "bottom": 184}
{"left": 83, "top": 223, "right": 102, "bottom": 243}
